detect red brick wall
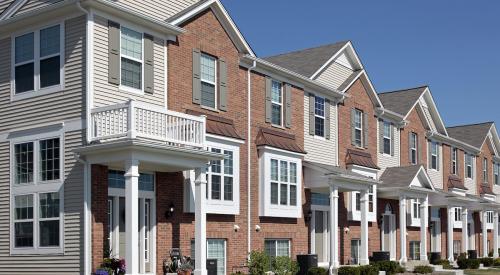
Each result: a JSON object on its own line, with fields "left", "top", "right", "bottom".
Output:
{"left": 442, "top": 145, "right": 465, "bottom": 192}
{"left": 477, "top": 141, "right": 494, "bottom": 194}
{"left": 400, "top": 107, "right": 428, "bottom": 167}
{"left": 91, "top": 164, "right": 109, "bottom": 272}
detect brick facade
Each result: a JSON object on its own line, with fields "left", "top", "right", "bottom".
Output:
{"left": 400, "top": 107, "right": 428, "bottom": 167}
{"left": 91, "top": 164, "right": 109, "bottom": 272}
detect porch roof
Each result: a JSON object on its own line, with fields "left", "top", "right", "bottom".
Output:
{"left": 379, "top": 165, "right": 435, "bottom": 191}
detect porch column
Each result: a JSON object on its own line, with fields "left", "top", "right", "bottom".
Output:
{"left": 494, "top": 211, "right": 499, "bottom": 258}
{"left": 447, "top": 206, "right": 454, "bottom": 262}
{"left": 482, "top": 211, "right": 488, "bottom": 257}
{"left": 420, "top": 195, "right": 428, "bottom": 261}
{"left": 461, "top": 207, "right": 468, "bottom": 255}
{"left": 399, "top": 194, "right": 407, "bottom": 264}
{"left": 359, "top": 189, "right": 369, "bottom": 265}
{"left": 194, "top": 167, "right": 207, "bottom": 275}
{"left": 329, "top": 184, "right": 339, "bottom": 272}
{"left": 124, "top": 159, "right": 140, "bottom": 275}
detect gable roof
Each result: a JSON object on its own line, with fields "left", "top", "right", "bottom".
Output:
{"left": 262, "top": 41, "right": 349, "bottom": 78}
{"left": 446, "top": 122, "right": 494, "bottom": 149}
{"left": 378, "top": 86, "right": 427, "bottom": 117}
{"left": 379, "top": 165, "right": 434, "bottom": 191}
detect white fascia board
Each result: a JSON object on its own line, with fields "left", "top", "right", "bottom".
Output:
{"left": 416, "top": 166, "right": 436, "bottom": 191}
{"left": 310, "top": 41, "right": 352, "bottom": 79}
{"left": 359, "top": 71, "right": 383, "bottom": 108}
{"left": 428, "top": 131, "right": 481, "bottom": 154}
{"left": 338, "top": 69, "right": 364, "bottom": 93}
{"left": 0, "top": 0, "right": 29, "bottom": 20}
{"left": 422, "top": 88, "right": 448, "bottom": 136}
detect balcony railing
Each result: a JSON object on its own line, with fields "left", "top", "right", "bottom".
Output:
{"left": 91, "top": 100, "right": 206, "bottom": 148}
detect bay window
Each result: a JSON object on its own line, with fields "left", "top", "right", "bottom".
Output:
{"left": 350, "top": 186, "right": 376, "bottom": 222}
{"left": 270, "top": 159, "right": 297, "bottom": 207}
{"left": 208, "top": 148, "right": 234, "bottom": 201}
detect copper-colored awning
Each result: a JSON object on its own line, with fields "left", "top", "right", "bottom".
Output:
{"left": 256, "top": 127, "right": 306, "bottom": 154}
{"left": 447, "top": 175, "right": 467, "bottom": 190}
{"left": 186, "top": 109, "right": 244, "bottom": 140}
{"left": 480, "top": 184, "right": 495, "bottom": 195}
{"left": 346, "top": 149, "right": 379, "bottom": 169}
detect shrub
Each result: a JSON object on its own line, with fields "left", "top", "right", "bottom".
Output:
{"left": 469, "top": 259, "right": 480, "bottom": 269}
{"left": 494, "top": 258, "right": 500, "bottom": 267}
{"left": 271, "top": 256, "right": 299, "bottom": 275}
{"left": 338, "top": 266, "right": 360, "bottom": 275}
{"left": 372, "top": 261, "right": 404, "bottom": 275}
{"left": 413, "top": 265, "right": 433, "bottom": 274}
{"left": 248, "top": 251, "right": 271, "bottom": 275}
{"left": 436, "top": 259, "right": 453, "bottom": 269}
{"left": 479, "top": 257, "right": 494, "bottom": 267}
{"left": 307, "top": 267, "right": 327, "bottom": 275}
{"left": 457, "top": 254, "right": 468, "bottom": 269}
{"left": 358, "top": 265, "right": 379, "bottom": 275}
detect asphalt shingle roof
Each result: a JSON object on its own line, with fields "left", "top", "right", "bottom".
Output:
{"left": 379, "top": 165, "right": 423, "bottom": 188}
{"left": 262, "top": 41, "right": 349, "bottom": 77}
{"left": 377, "top": 86, "right": 428, "bottom": 116}
{"left": 446, "top": 122, "right": 493, "bottom": 149}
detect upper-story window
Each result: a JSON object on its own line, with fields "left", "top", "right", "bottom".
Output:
{"left": 494, "top": 163, "right": 500, "bottom": 185}
{"left": 200, "top": 53, "right": 217, "bottom": 108}
{"left": 120, "top": 27, "right": 143, "bottom": 91}
{"left": 454, "top": 207, "right": 462, "bottom": 222}
{"left": 412, "top": 199, "right": 421, "bottom": 219}
{"left": 271, "top": 80, "right": 283, "bottom": 126}
{"left": 466, "top": 154, "right": 474, "bottom": 179}
{"left": 409, "top": 132, "right": 418, "bottom": 164}
{"left": 314, "top": 96, "right": 325, "bottom": 137}
{"left": 208, "top": 148, "right": 234, "bottom": 201}
{"left": 353, "top": 109, "right": 363, "bottom": 147}
{"left": 429, "top": 141, "right": 439, "bottom": 170}
{"left": 382, "top": 121, "right": 392, "bottom": 155}
{"left": 451, "top": 148, "right": 458, "bottom": 175}
{"left": 486, "top": 211, "right": 494, "bottom": 224}
{"left": 13, "top": 24, "right": 62, "bottom": 97}
{"left": 483, "top": 157, "right": 489, "bottom": 183}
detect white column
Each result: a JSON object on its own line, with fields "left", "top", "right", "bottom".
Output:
{"left": 360, "top": 189, "right": 369, "bottom": 265}
{"left": 462, "top": 207, "right": 468, "bottom": 255}
{"left": 329, "top": 184, "right": 339, "bottom": 273}
{"left": 399, "top": 195, "right": 407, "bottom": 264}
{"left": 420, "top": 196, "right": 428, "bottom": 261}
{"left": 493, "top": 211, "right": 499, "bottom": 258}
{"left": 139, "top": 198, "right": 146, "bottom": 273}
{"left": 447, "top": 206, "right": 455, "bottom": 262}
{"left": 125, "top": 159, "right": 140, "bottom": 275}
{"left": 482, "top": 211, "right": 488, "bottom": 257}
{"left": 194, "top": 167, "right": 207, "bottom": 275}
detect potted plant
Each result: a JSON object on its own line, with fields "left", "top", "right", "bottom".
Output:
{"left": 177, "top": 260, "right": 194, "bottom": 275}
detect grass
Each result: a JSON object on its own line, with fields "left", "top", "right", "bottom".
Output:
{"left": 464, "top": 268, "right": 500, "bottom": 275}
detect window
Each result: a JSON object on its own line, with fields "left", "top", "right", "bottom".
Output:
{"left": 466, "top": 154, "right": 474, "bottom": 179}
{"left": 38, "top": 192, "right": 60, "bottom": 247}
{"left": 200, "top": 53, "right": 217, "bottom": 108}
{"left": 14, "top": 195, "right": 34, "bottom": 247}
{"left": 207, "top": 239, "right": 226, "bottom": 275}
{"left": 451, "top": 148, "right": 458, "bottom": 175}
{"left": 454, "top": 207, "right": 462, "bottom": 222}
{"left": 495, "top": 163, "right": 500, "bottom": 186}
{"left": 483, "top": 158, "right": 489, "bottom": 183}
{"left": 108, "top": 170, "right": 154, "bottom": 191}
{"left": 208, "top": 148, "right": 234, "bottom": 201}
{"left": 13, "top": 24, "right": 62, "bottom": 96}
{"left": 107, "top": 198, "right": 113, "bottom": 252}
{"left": 314, "top": 96, "right": 325, "bottom": 137}
{"left": 355, "top": 186, "right": 374, "bottom": 212}
{"left": 15, "top": 138, "right": 61, "bottom": 185}
{"left": 354, "top": 109, "right": 363, "bottom": 147}
{"left": 430, "top": 141, "right": 439, "bottom": 170}
{"left": 311, "top": 193, "right": 330, "bottom": 206}
{"left": 383, "top": 121, "right": 391, "bottom": 155}
{"left": 486, "top": 211, "right": 494, "bottom": 224}
{"left": 350, "top": 239, "right": 361, "bottom": 265}
{"left": 412, "top": 200, "right": 421, "bottom": 219}
{"left": 271, "top": 80, "right": 283, "bottom": 126}
{"left": 410, "top": 132, "right": 418, "bottom": 164}
{"left": 270, "top": 159, "right": 297, "bottom": 206}
{"left": 120, "top": 27, "right": 143, "bottom": 90}
{"left": 265, "top": 239, "right": 290, "bottom": 257}
{"left": 144, "top": 199, "right": 151, "bottom": 262}
{"left": 409, "top": 241, "right": 420, "bottom": 260}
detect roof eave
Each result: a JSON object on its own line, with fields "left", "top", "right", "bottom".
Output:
{"left": 428, "top": 131, "right": 481, "bottom": 154}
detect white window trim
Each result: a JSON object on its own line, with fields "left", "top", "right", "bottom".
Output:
{"left": 350, "top": 186, "right": 376, "bottom": 222}
{"left": 314, "top": 95, "right": 325, "bottom": 138}
{"left": 354, "top": 109, "right": 363, "bottom": 147}
{"left": 265, "top": 239, "right": 291, "bottom": 257}
{"left": 271, "top": 80, "right": 283, "bottom": 127}
{"left": 409, "top": 199, "right": 421, "bottom": 227}
{"left": 453, "top": 207, "right": 462, "bottom": 229}
{"left": 452, "top": 148, "right": 458, "bottom": 175}
{"left": 465, "top": 154, "right": 474, "bottom": 180}
{"left": 200, "top": 53, "right": 218, "bottom": 110}
{"left": 119, "top": 25, "right": 145, "bottom": 95}
{"left": 485, "top": 211, "right": 494, "bottom": 230}
{"left": 10, "top": 129, "right": 65, "bottom": 255}
{"left": 483, "top": 157, "right": 489, "bottom": 184}
{"left": 11, "top": 21, "right": 65, "bottom": 101}
{"left": 494, "top": 163, "right": 500, "bottom": 186}
{"left": 259, "top": 148, "right": 302, "bottom": 218}
{"left": 410, "top": 132, "right": 418, "bottom": 165}
{"left": 430, "top": 141, "right": 439, "bottom": 171}
{"left": 382, "top": 121, "right": 391, "bottom": 155}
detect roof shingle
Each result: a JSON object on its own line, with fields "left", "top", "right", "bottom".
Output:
{"left": 446, "top": 122, "right": 493, "bottom": 149}
{"left": 379, "top": 165, "right": 423, "bottom": 188}
{"left": 378, "top": 86, "right": 427, "bottom": 116}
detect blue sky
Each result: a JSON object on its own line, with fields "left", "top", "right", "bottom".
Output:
{"left": 221, "top": 0, "right": 500, "bottom": 127}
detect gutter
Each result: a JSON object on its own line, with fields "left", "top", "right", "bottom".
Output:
{"left": 247, "top": 60, "right": 256, "bottom": 257}
{"left": 375, "top": 107, "right": 407, "bottom": 126}
{"left": 427, "top": 131, "right": 481, "bottom": 154}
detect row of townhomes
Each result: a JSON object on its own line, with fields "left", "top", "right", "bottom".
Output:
{"left": 1, "top": 0, "right": 500, "bottom": 274}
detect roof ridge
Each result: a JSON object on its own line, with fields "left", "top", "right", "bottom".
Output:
{"left": 378, "top": 85, "right": 428, "bottom": 95}
{"left": 264, "top": 40, "right": 350, "bottom": 58}
{"left": 446, "top": 122, "right": 494, "bottom": 129}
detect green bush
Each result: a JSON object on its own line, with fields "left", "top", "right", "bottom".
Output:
{"left": 436, "top": 259, "right": 453, "bottom": 269}
{"left": 457, "top": 254, "right": 468, "bottom": 269}
{"left": 307, "top": 267, "right": 327, "bottom": 275}
{"left": 271, "top": 256, "right": 299, "bottom": 275}
{"left": 494, "top": 258, "right": 500, "bottom": 266}
{"left": 248, "top": 251, "right": 271, "bottom": 275}
{"left": 413, "top": 265, "right": 433, "bottom": 274}
{"left": 479, "top": 257, "right": 494, "bottom": 267}
{"left": 372, "top": 261, "right": 404, "bottom": 275}
{"left": 338, "top": 266, "right": 360, "bottom": 275}
{"left": 358, "top": 265, "right": 379, "bottom": 275}
{"left": 469, "top": 259, "right": 480, "bottom": 269}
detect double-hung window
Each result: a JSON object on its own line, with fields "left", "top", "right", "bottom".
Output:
{"left": 200, "top": 53, "right": 217, "bottom": 108}
{"left": 466, "top": 154, "right": 474, "bottom": 179}
{"left": 483, "top": 157, "right": 489, "bottom": 183}
{"left": 494, "top": 163, "right": 500, "bottom": 186}
{"left": 270, "top": 159, "right": 297, "bottom": 206}
{"left": 355, "top": 186, "right": 374, "bottom": 212}
{"left": 410, "top": 132, "right": 418, "bottom": 164}
{"left": 354, "top": 109, "right": 363, "bottom": 147}
{"left": 13, "top": 24, "right": 62, "bottom": 96}
{"left": 11, "top": 134, "right": 63, "bottom": 254}
{"left": 383, "top": 121, "right": 391, "bottom": 155}
{"left": 451, "top": 148, "right": 458, "bottom": 175}
{"left": 208, "top": 148, "right": 234, "bottom": 201}
{"left": 486, "top": 211, "right": 494, "bottom": 224}
{"left": 314, "top": 96, "right": 325, "bottom": 137}
{"left": 409, "top": 241, "right": 421, "bottom": 260}
{"left": 412, "top": 200, "right": 421, "bottom": 219}
{"left": 430, "top": 141, "right": 439, "bottom": 170}
{"left": 120, "top": 27, "right": 143, "bottom": 90}
{"left": 265, "top": 239, "right": 290, "bottom": 257}
{"left": 454, "top": 207, "right": 462, "bottom": 222}
{"left": 271, "top": 80, "right": 283, "bottom": 126}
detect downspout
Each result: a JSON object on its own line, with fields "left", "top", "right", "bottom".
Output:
{"left": 247, "top": 60, "right": 256, "bottom": 256}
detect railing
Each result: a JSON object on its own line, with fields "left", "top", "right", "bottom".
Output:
{"left": 91, "top": 100, "right": 206, "bottom": 148}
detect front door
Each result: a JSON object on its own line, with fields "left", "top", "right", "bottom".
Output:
{"left": 312, "top": 209, "right": 329, "bottom": 266}
{"left": 430, "top": 220, "right": 441, "bottom": 252}
{"left": 381, "top": 204, "right": 396, "bottom": 260}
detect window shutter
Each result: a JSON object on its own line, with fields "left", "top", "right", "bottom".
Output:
{"left": 218, "top": 58, "right": 227, "bottom": 111}
{"left": 325, "top": 99, "right": 331, "bottom": 139}
{"left": 144, "top": 34, "right": 154, "bottom": 94}
{"left": 284, "top": 84, "right": 292, "bottom": 128}
{"left": 408, "top": 132, "right": 413, "bottom": 164}
{"left": 379, "top": 120, "right": 384, "bottom": 154}
{"left": 390, "top": 123, "right": 395, "bottom": 156}
{"left": 192, "top": 49, "right": 201, "bottom": 104}
{"left": 265, "top": 77, "right": 272, "bottom": 123}
{"left": 108, "top": 20, "right": 120, "bottom": 85}
{"left": 363, "top": 112, "right": 368, "bottom": 149}
{"left": 309, "top": 93, "right": 315, "bottom": 136}
{"left": 351, "top": 108, "right": 356, "bottom": 146}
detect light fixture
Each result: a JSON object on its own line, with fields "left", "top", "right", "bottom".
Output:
{"left": 305, "top": 210, "right": 313, "bottom": 222}
{"left": 165, "top": 203, "right": 175, "bottom": 219}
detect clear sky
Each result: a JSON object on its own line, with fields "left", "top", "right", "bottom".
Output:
{"left": 221, "top": 0, "right": 500, "bottom": 128}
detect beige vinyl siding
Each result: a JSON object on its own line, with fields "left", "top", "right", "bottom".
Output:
{"left": 0, "top": 15, "right": 86, "bottom": 133}
{"left": 0, "top": 0, "right": 16, "bottom": 16}
{"left": 427, "top": 144, "right": 443, "bottom": 189}
{"left": 93, "top": 15, "right": 166, "bottom": 108}
{"left": 465, "top": 174, "right": 476, "bottom": 195}
{"left": 303, "top": 93, "right": 337, "bottom": 166}
{"left": 0, "top": 130, "right": 85, "bottom": 274}
{"left": 493, "top": 185, "right": 500, "bottom": 202}
{"left": 377, "top": 123, "right": 400, "bottom": 177}
{"left": 315, "top": 61, "right": 354, "bottom": 90}
{"left": 14, "top": 0, "right": 64, "bottom": 16}
{"left": 109, "top": 0, "right": 199, "bottom": 21}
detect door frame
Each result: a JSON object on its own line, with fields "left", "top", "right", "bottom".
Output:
{"left": 381, "top": 204, "right": 396, "bottom": 260}
{"left": 430, "top": 217, "right": 441, "bottom": 252}
{"left": 310, "top": 205, "right": 330, "bottom": 267}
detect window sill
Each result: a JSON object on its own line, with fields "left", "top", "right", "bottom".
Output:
{"left": 313, "top": 135, "right": 326, "bottom": 141}
{"left": 10, "top": 247, "right": 63, "bottom": 255}
{"left": 200, "top": 105, "right": 219, "bottom": 113}
{"left": 11, "top": 84, "right": 64, "bottom": 101}
{"left": 271, "top": 124, "right": 285, "bottom": 129}
{"left": 206, "top": 200, "right": 239, "bottom": 215}
{"left": 119, "top": 86, "right": 144, "bottom": 96}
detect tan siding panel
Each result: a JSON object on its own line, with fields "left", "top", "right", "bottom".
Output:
{"left": 427, "top": 145, "right": 444, "bottom": 189}
{"left": 113, "top": 0, "right": 199, "bottom": 21}
{"left": 93, "top": 15, "right": 165, "bottom": 108}
{"left": 315, "top": 61, "right": 353, "bottom": 90}
{"left": 377, "top": 125, "right": 400, "bottom": 177}
{"left": 14, "top": 0, "right": 63, "bottom": 16}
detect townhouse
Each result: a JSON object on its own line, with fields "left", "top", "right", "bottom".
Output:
{"left": 0, "top": 1, "right": 499, "bottom": 275}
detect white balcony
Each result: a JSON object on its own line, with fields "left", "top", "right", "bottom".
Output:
{"left": 90, "top": 99, "right": 206, "bottom": 148}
